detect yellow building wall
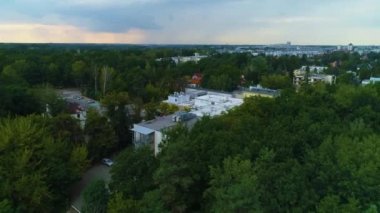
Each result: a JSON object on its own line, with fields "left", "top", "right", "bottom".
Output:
{"left": 240, "top": 91, "right": 275, "bottom": 98}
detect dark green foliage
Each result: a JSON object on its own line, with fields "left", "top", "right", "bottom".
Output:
{"left": 2, "top": 45, "right": 380, "bottom": 212}
{"left": 85, "top": 109, "right": 117, "bottom": 161}
{"left": 82, "top": 180, "right": 109, "bottom": 213}
{"left": 110, "top": 146, "right": 158, "bottom": 200}
{"left": 46, "top": 113, "right": 84, "bottom": 146}
{"left": 0, "top": 116, "right": 88, "bottom": 212}
{"left": 107, "top": 192, "right": 141, "bottom": 213}
{"left": 260, "top": 74, "right": 292, "bottom": 89}
{"left": 124, "top": 84, "right": 380, "bottom": 212}
{"left": 102, "top": 92, "right": 133, "bottom": 147}
{"left": 204, "top": 157, "right": 261, "bottom": 213}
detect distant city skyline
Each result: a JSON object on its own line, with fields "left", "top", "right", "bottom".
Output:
{"left": 1, "top": 0, "right": 380, "bottom": 45}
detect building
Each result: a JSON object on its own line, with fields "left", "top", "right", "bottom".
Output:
{"left": 131, "top": 112, "right": 198, "bottom": 155}
{"left": 190, "top": 73, "right": 203, "bottom": 86}
{"left": 348, "top": 43, "right": 354, "bottom": 52}
{"left": 164, "top": 88, "right": 243, "bottom": 117}
{"left": 165, "top": 92, "right": 191, "bottom": 106}
{"left": 362, "top": 77, "right": 380, "bottom": 85}
{"left": 293, "top": 66, "right": 335, "bottom": 86}
{"left": 133, "top": 88, "right": 244, "bottom": 154}
{"left": 293, "top": 73, "right": 336, "bottom": 86}
{"left": 234, "top": 85, "right": 280, "bottom": 99}
{"left": 167, "top": 53, "right": 207, "bottom": 64}
{"left": 296, "top": 66, "right": 328, "bottom": 74}
{"left": 337, "top": 43, "right": 354, "bottom": 52}
{"left": 191, "top": 94, "right": 243, "bottom": 117}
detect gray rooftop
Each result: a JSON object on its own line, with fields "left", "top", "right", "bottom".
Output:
{"left": 137, "top": 114, "right": 199, "bottom": 132}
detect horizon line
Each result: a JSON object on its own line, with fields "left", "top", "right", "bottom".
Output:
{"left": 0, "top": 42, "right": 379, "bottom": 47}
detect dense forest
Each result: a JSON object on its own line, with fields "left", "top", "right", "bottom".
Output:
{"left": 107, "top": 84, "right": 380, "bottom": 212}
{"left": 0, "top": 44, "right": 380, "bottom": 212}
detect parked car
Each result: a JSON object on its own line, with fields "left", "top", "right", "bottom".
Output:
{"left": 101, "top": 158, "right": 114, "bottom": 167}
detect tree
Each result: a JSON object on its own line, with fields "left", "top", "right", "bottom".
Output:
{"left": 85, "top": 109, "right": 117, "bottom": 161}
{"left": 82, "top": 180, "right": 109, "bottom": 213}
{"left": 107, "top": 192, "right": 140, "bottom": 213}
{"left": 72, "top": 60, "right": 88, "bottom": 87}
{"left": 30, "top": 85, "right": 66, "bottom": 116}
{"left": 317, "top": 195, "right": 360, "bottom": 213}
{"left": 310, "top": 133, "right": 380, "bottom": 210}
{"left": 102, "top": 92, "right": 133, "bottom": 147}
{"left": 0, "top": 74, "right": 42, "bottom": 117}
{"left": 68, "top": 146, "right": 90, "bottom": 180}
{"left": 110, "top": 146, "right": 158, "bottom": 199}
{"left": 0, "top": 116, "right": 88, "bottom": 212}
{"left": 139, "top": 190, "right": 169, "bottom": 213}
{"left": 158, "top": 102, "right": 179, "bottom": 115}
{"left": 153, "top": 127, "right": 201, "bottom": 212}
{"left": 0, "top": 199, "right": 15, "bottom": 213}
{"left": 100, "top": 66, "right": 116, "bottom": 96}
{"left": 260, "top": 74, "right": 292, "bottom": 89}
{"left": 204, "top": 156, "right": 261, "bottom": 213}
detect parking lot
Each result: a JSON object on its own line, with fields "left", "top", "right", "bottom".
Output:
{"left": 58, "top": 89, "right": 102, "bottom": 112}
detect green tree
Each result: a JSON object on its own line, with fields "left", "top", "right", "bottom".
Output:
{"left": 82, "top": 180, "right": 109, "bottom": 213}
{"left": 85, "top": 109, "right": 117, "bottom": 161}
{"left": 204, "top": 156, "right": 261, "bottom": 213}
{"left": 140, "top": 190, "right": 169, "bottom": 213}
{"left": 309, "top": 129, "right": 380, "bottom": 210}
{"left": 158, "top": 102, "right": 179, "bottom": 115}
{"left": 110, "top": 146, "right": 158, "bottom": 199}
{"left": 0, "top": 199, "right": 15, "bottom": 213}
{"left": 107, "top": 192, "right": 140, "bottom": 213}
{"left": 317, "top": 195, "right": 360, "bottom": 213}
{"left": 46, "top": 114, "right": 84, "bottom": 146}
{"left": 102, "top": 92, "right": 133, "bottom": 147}
{"left": 153, "top": 127, "right": 201, "bottom": 212}
{"left": 0, "top": 116, "right": 87, "bottom": 212}
{"left": 260, "top": 74, "right": 292, "bottom": 89}
{"left": 72, "top": 60, "right": 88, "bottom": 87}
{"left": 31, "top": 86, "right": 66, "bottom": 116}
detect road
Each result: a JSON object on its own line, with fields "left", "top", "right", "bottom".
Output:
{"left": 69, "top": 164, "right": 111, "bottom": 212}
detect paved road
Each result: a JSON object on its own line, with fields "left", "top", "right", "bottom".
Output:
{"left": 69, "top": 164, "right": 111, "bottom": 212}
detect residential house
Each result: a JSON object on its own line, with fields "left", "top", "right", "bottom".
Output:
{"left": 293, "top": 66, "right": 336, "bottom": 86}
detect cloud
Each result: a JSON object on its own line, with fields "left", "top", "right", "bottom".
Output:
{"left": 0, "top": 23, "right": 147, "bottom": 43}
{"left": 0, "top": 0, "right": 162, "bottom": 33}
{"left": 1, "top": 0, "right": 380, "bottom": 44}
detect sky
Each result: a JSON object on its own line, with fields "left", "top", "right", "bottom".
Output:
{"left": 1, "top": 0, "right": 380, "bottom": 45}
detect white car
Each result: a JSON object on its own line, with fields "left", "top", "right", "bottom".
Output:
{"left": 101, "top": 158, "right": 114, "bottom": 167}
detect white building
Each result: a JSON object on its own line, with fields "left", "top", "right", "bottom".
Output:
{"left": 165, "top": 92, "right": 191, "bottom": 106}
{"left": 191, "top": 94, "right": 243, "bottom": 117}
{"left": 297, "top": 66, "right": 328, "bottom": 74}
{"left": 133, "top": 88, "right": 244, "bottom": 154}
{"left": 131, "top": 112, "right": 198, "bottom": 155}
{"left": 294, "top": 74, "right": 336, "bottom": 86}
{"left": 171, "top": 53, "right": 207, "bottom": 64}
{"left": 164, "top": 88, "right": 243, "bottom": 117}
{"left": 293, "top": 66, "right": 335, "bottom": 86}
{"left": 362, "top": 77, "right": 380, "bottom": 85}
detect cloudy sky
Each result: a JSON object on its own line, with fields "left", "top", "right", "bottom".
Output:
{"left": 1, "top": 0, "right": 380, "bottom": 44}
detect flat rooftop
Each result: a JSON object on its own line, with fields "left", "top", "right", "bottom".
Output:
{"left": 192, "top": 94, "right": 243, "bottom": 117}
{"left": 136, "top": 114, "right": 198, "bottom": 132}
